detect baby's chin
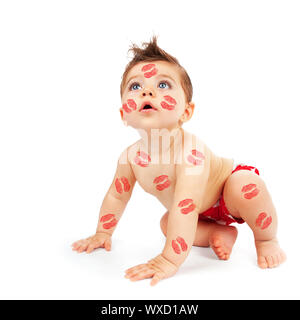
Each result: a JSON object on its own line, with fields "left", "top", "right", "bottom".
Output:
{"left": 127, "top": 118, "right": 180, "bottom": 132}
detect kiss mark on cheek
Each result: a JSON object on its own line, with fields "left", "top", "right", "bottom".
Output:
{"left": 172, "top": 236, "right": 188, "bottom": 254}
{"left": 100, "top": 214, "right": 118, "bottom": 229}
{"left": 115, "top": 176, "right": 131, "bottom": 194}
{"left": 122, "top": 99, "right": 137, "bottom": 113}
{"left": 187, "top": 149, "right": 205, "bottom": 166}
{"left": 161, "top": 95, "right": 177, "bottom": 111}
{"left": 241, "top": 183, "right": 260, "bottom": 199}
{"left": 255, "top": 212, "right": 272, "bottom": 230}
{"left": 134, "top": 151, "right": 151, "bottom": 167}
{"left": 178, "top": 198, "right": 196, "bottom": 214}
{"left": 141, "top": 63, "right": 158, "bottom": 78}
{"left": 153, "top": 175, "right": 171, "bottom": 191}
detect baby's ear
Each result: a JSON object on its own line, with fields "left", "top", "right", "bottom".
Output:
{"left": 180, "top": 102, "right": 195, "bottom": 123}
{"left": 119, "top": 108, "right": 124, "bottom": 120}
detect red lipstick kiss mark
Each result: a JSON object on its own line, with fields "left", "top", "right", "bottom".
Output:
{"left": 141, "top": 63, "right": 158, "bottom": 78}
{"left": 172, "top": 236, "right": 188, "bottom": 254}
{"left": 134, "top": 151, "right": 151, "bottom": 167}
{"left": 161, "top": 95, "right": 177, "bottom": 111}
{"left": 100, "top": 214, "right": 118, "bottom": 229}
{"left": 122, "top": 99, "right": 137, "bottom": 113}
{"left": 187, "top": 149, "right": 205, "bottom": 166}
{"left": 115, "top": 176, "right": 131, "bottom": 194}
{"left": 241, "top": 183, "right": 260, "bottom": 199}
{"left": 172, "top": 240, "right": 181, "bottom": 254}
{"left": 153, "top": 175, "right": 171, "bottom": 191}
{"left": 178, "top": 198, "right": 196, "bottom": 214}
{"left": 255, "top": 212, "right": 272, "bottom": 230}
{"left": 100, "top": 214, "right": 115, "bottom": 222}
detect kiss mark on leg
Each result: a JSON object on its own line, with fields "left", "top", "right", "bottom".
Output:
{"left": 178, "top": 198, "right": 196, "bottom": 214}
{"left": 134, "top": 151, "right": 151, "bottom": 167}
{"left": 141, "top": 63, "right": 157, "bottom": 78}
{"left": 241, "top": 183, "right": 260, "bottom": 199}
{"left": 187, "top": 149, "right": 205, "bottom": 166}
{"left": 115, "top": 177, "right": 131, "bottom": 194}
{"left": 255, "top": 212, "right": 272, "bottom": 230}
{"left": 153, "top": 175, "right": 171, "bottom": 191}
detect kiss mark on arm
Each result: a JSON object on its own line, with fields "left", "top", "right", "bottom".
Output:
{"left": 178, "top": 198, "right": 196, "bottom": 214}
{"left": 153, "top": 175, "right": 171, "bottom": 191}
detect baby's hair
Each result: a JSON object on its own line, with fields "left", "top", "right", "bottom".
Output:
{"left": 120, "top": 36, "right": 193, "bottom": 103}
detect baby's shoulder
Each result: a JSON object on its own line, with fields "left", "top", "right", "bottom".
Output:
{"left": 176, "top": 130, "right": 212, "bottom": 163}
{"left": 117, "top": 140, "right": 142, "bottom": 166}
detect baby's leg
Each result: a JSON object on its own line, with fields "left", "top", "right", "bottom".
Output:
{"left": 160, "top": 212, "right": 238, "bottom": 260}
{"left": 223, "top": 170, "right": 286, "bottom": 268}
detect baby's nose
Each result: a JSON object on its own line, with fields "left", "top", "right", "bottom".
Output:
{"left": 142, "top": 88, "right": 155, "bottom": 97}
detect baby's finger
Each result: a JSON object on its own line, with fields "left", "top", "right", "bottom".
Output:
{"left": 77, "top": 241, "right": 90, "bottom": 253}
{"left": 71, "top": 241, "right": 83, "bottom": 249}
{"left": 125, "top": 264, "right": 147, "bottom": 276}
{"left": 129, "top": 268, "right": 155, "bottom": 282}
{"left": 86, "top": 242, "right": 98, "bottom": 254}
{"left": 150, "top": 271, "right": 164, "bottom": 286}
{"left": 104, "top": 239, "right": 111, "bottom": 251}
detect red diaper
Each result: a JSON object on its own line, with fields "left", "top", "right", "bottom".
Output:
{"left": 198, "top": 164, "right": 260, "bottom": 225}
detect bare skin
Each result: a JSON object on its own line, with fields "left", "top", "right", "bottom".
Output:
{"left": 72, "top": 60, "right": 286, "bottom": 285}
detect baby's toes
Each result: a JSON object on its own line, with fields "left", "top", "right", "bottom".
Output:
{"left": 257, "top": 256, "right": 268, "bottom": 269}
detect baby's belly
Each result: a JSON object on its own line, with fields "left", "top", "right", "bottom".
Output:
{"left": 199, "top": 157, "right": 234, "bottom": 212}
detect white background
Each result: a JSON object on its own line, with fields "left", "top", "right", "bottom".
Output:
{"left": 0, "top": 0, "right": 299, "bottom": 300}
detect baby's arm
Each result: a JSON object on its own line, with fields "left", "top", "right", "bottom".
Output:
{"left": 72, "top": 148, "right": 136, "bottom": 253}
{"left": 125, "top": 142, "right": 210, "bottom": 285}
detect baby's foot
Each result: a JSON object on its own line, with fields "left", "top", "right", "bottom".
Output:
{"left": 255, "top": 238, "right": 286, "bottom": 268}
{"left": 208, "top": 224, "right": 238, "bottom": 260}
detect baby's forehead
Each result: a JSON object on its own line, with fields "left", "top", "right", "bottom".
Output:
{"left": 127, "top": 60, "right": 181, "bottom": 81}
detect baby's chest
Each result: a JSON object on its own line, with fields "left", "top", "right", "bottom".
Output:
{"left": 132, "top": 164, "right": 176, "bottom": 196}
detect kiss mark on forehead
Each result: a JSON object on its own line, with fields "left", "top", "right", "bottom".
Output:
{"left": 141, "top": 63, "right": 158, "bottom": 78}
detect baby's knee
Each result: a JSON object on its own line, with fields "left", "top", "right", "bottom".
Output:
{"left": 160, "top": 212, "right": 169, "bottom": 236}
{"left": 224, "top": 170, "right": 268, "bottom": 207}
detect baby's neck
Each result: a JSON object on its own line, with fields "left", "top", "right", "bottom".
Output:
{"left": 137, "top": 126, "right": 183, "bottom": 156}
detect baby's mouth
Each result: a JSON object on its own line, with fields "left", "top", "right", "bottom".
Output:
{"left": 139, "top": 101, "right": 158, "bottom": 112}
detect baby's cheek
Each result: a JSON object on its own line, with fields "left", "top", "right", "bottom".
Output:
{"left": 122, "top": 99, "right": 137, "bottom": 114}
{"left": 160, "top": 95, "right": 177, "bottom": 111}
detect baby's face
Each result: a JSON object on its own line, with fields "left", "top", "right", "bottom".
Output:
{"left": 120, "top": 61, "right": 190, "bottom": 131}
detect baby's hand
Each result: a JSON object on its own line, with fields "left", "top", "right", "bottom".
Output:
{"left": 71, "top": 232, "right": 112, "bottom": 253}
{"left": 124, "top": 254, "right": 178, "bottom": 286}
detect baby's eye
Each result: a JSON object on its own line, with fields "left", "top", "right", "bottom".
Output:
{"left": 130, "top": 82, "right": 141, "bottom": 91}
{"left": 158, "top": 81, "right": 170, "bottom": 89}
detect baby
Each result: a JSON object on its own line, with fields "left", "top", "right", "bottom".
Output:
{"left": 72, "top": 37, "right": 286, "bottom": 285}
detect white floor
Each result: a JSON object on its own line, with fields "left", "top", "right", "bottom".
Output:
{"left": 0, "top": 182, "right": 298, "bottom": 300}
